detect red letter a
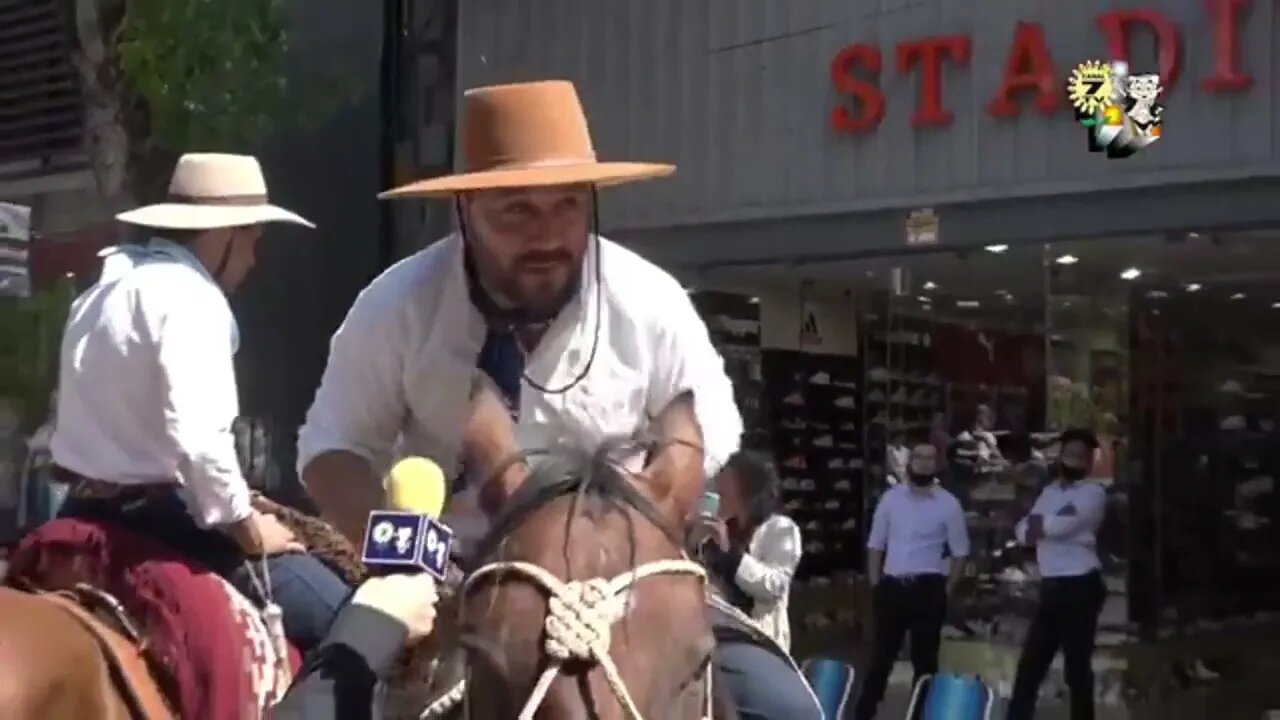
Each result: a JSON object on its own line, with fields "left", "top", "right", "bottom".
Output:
{"left": 987, "top": 23, "right": 1058, "bottom": 119}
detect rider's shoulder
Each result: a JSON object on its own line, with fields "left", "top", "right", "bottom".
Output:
{"left": 126, "top": 261, "right": 225, "bottom": 313}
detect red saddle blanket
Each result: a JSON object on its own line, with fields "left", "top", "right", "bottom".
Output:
{"left": 7, "top": 518, "right": 300, "bottom": 720}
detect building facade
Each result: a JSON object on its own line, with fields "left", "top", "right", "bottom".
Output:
{"left": 456, "top": 1, "right": 1280, "bottom": 702}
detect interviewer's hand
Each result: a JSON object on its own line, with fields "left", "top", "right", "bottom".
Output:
{"left": 351, "top": 574, "right": 439, "bottom": 644}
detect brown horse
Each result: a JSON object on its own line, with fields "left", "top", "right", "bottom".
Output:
{"left": 451, "top": 386, "right": 733, "bottom": 719}
{"left": 0, "top": 584, "right": 171, "bottom": 719}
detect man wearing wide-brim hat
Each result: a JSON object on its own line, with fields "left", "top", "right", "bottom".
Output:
{"left": 298, "top": 80, "right": 744, "bottom": 538}
{"left": 46, "top": 153, "right": 351, "bottom": 653}
{"left": 298, "top": 80, "right": 821, "bottom": 718}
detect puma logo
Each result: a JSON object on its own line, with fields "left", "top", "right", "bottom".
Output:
{"left": 977, "top": 332, "right": 996, "bottom": 362}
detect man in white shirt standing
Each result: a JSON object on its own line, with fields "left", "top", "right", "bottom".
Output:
{"left": 297, "top": 80, "right": 742, "bottom": 550}
{"left": 854, "top": 435, "right": 970, "bottom": 720}
{"left": 49, "top": 154, "right": 351, "bottom": 651}
{"left": 1007, "top": 429, "right": 1108, "bottom": 720}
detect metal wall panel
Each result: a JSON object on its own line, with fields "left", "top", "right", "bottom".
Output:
{"left": 457, "top": 0, "right": 1278, "bottom": 231}
{"left": 0, "top": 0, "right": 83, "bottom": 171}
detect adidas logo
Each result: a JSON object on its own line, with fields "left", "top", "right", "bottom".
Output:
{"left": 800, "top": 311, "right": 822, "bottom": 345}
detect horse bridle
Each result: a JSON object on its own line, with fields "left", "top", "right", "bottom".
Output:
{"left": 423, "top": 443, "right": 715, "bottom": 720}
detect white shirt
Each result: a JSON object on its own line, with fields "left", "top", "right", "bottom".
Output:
{"left": 1016, "top": 479, "right": 1106, "bottom": 577}
{"left": 867, "top": 483, "right": 970, "bottom": 577}
{"left": 730, "top": 514, "right": 802, "bottom": 650}
{"left": 50, "top": 239, "right": 250, "bottom": 527}
{"left": 298, "top": 234, "right": 743, "bottom": 534}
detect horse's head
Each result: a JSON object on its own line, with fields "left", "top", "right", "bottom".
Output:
{"left": 458, "top": 382, "right": 714, "bottom": 718}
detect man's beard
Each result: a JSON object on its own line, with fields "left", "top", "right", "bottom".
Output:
{"left": 501, "top": 258, "right": 583, "bottom": 317}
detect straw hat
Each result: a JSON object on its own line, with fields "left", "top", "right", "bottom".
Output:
{"left": 379, "top": 80, "right": 675, "bottom": 199}
{"left": 116, "top": 153, "right": 314, "bottom": 230}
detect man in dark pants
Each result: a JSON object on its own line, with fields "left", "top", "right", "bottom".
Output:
{"left": 854, "top": 437, "right": 970, "bottom": 720}
{"left": 1007, "top": 429, "right": 1108, "bottom": 720}
{"left": 46, "top": 154, "right": 350, "bottom": 651}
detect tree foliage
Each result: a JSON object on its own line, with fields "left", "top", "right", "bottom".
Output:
{"left": 75, "top": 0, "right": 357, "bottom": 206}
{"left": 115, "top": 0, "right": 292, "bottom": 154}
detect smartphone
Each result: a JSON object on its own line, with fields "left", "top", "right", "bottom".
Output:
{"left": 698, "top": 491, "right": 721, "bottom": 517}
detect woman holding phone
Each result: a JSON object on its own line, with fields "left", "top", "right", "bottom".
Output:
{"left": 691, "top": 450, "right": 820, "bottom": 719}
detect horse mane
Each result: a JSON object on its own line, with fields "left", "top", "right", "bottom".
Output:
{"left": 468, "top": 439, "right": 681, "bottom": 569}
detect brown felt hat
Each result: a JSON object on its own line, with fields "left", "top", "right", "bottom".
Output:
{"left": 378, "top": 80, "right": 675, "bottom": 199}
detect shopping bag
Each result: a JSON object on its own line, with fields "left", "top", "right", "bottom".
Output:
{"left": 905, "top": 673, "right": 994, "bottom": 720}
{"left": 801, "top": 656, "right": 855, "bottom": 719}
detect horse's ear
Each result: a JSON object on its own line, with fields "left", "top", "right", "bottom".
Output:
{"left": 642, "top": 391, "right": 705, "bottom": 523}
{"left": 462, "top": 373, "right": 526, "bottom": 514}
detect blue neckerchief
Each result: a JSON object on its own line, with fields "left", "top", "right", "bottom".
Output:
{"left": 97, "top": 237, "right": 240, "bottom": 353}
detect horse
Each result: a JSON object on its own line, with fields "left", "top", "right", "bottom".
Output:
{"left": 443, "top": 388, "right": 736, "bottom": 719}
{"left": 0, "top": 385, "right": 736, "bottom": 719}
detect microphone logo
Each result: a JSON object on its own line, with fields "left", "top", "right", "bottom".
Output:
{"left": 361, "top": 510, "right": 455, "bottom": 579}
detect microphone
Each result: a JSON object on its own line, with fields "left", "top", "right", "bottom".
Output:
{"left": 361, "top": 457, "right": 454, "bottom": 579}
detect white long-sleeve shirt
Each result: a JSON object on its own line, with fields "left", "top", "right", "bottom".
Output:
{"left": 731, "top": 514, "right": 802, "bottom": 650}
{"left": 1015, "top": 479, "right": 1106, "bottom": 577}
{"left": 298, "top": 234, "right": 743, "bottom": 538}
{"left": 50, "top": 239, "right": 251, "bottom": 527}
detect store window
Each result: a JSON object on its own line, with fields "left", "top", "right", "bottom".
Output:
{"left": 690, "top": 233, "right": 1280, "bottom": 660}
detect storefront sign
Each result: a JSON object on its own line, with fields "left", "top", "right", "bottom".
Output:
{"left": 831, "top": 0, "right": 1253, "bottom": 132}
{"left": 906, "top": 208, "right": 939, "bottom": 246}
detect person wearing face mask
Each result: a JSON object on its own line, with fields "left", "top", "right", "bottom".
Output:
{"left": 1007, "top": 428, "right": 1108, "bottom": 720}
{"left": 853, "top": 434, "right": 970, "bottom": 720}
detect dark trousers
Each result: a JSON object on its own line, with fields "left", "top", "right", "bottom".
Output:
{"left": 1007, "top": 570, "right": 1106, "bottom": 720}
{"left": 710, "top": 607, "right": 821, "bottom": 720}
{"left": 853, "top": 574, "right": 947, "bottom": 720}
{"left": 58, "top": 488, "right": 351, "bottom": 653}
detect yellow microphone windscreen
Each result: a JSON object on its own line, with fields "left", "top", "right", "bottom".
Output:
{"left": 384, "top": 456, "right": 448, "bottom": 519}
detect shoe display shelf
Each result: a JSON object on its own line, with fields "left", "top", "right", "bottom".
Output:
{"left": 692, "top": 291, "right": 769, "bottom": 451}
{"left": 862, "top": 317, "right": 946, "bottom": 528}
{"left": 762, "top": 349, "right": 865, "bottom": 582}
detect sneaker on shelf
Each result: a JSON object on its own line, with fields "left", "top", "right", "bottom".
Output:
{"left": 837, "top": 441, "right": 859, "bottom": 450}
{"left": 835, "top": 396, "right": 857, "bottom": 409}
{"left": 782, "top": 477, "right": 803, "bottom": 490}
{"left": 784, "top": 499, "right": 804, "bottom": 512}
{"left": 834, "top": 379, "right": 858, "bottom": 389}
{"left": 834, "top": 479, "right": 852, "bottom": 492}
{"left": 813, "top": 434, "right": 834, "bottom": 447}
{"left": 847, "top": 458, "right": 865, "bottom": 469}
{"left": 840, "top": 518, "right": 858, "bottom": 530}
{"left": 783, "top": 391, "right": 804, "bottom": 406}
{"left": 804, "top": 520, "right": 822, "bottom": 531}
{"left": 781, "top": 418, "right": 805, "bottom": 430}
{"left": 1190, "top": 659, "right": 1220, "bottom": 681}
{"left": 838, "top": 421, "right": 858, "bottom": 431}
{"left": 800, "top": 478, "right": 816, "bottom": 491}
{"left": 783, "top": 455, "right": 807, "bottom": 469}
{"left": 805, "top": 541, "right": 825, "bottom": 554}
{"left": 866, "top": 389, "right": 886, "bottom": 402}
{"left": 889, "top": 388, "right": 907, "bottom": 403}
{"left": 868, "top": 367, "right": 890, "bottom": 382}
{"left": 810, "top": 420, "right": 831, "bottom": 431}
{"left": 809, "top": 371, "right": 831, "bottom": 385}
{"left": 828, "top": 458, "right": 845, "bottom": 469}
{"left": 870, "top": 412, "right": 888, "bottom": 425}
{"left": 823, "top": 499, "right": 840, "bottom": 510}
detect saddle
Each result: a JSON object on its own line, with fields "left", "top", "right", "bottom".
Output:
{"left": 8, "top": 517, "right": 294, "bottom": 720}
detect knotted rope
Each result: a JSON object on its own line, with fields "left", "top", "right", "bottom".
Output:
{"left": 459, "top": 557, "right": 711, "bottom": 720}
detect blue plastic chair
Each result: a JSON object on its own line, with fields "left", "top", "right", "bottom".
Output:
{"left": 801, "top": 656, "right": 856, "bottom": 719}
{"left": 904, "top": 673, "right": 994, "bottom": 720}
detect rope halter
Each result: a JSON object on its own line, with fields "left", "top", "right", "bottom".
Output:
{"left": 461, "top": 557, "right": 712, "bottom": 720}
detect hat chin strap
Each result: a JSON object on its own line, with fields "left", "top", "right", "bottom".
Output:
{"left": 210, "top": 233, "right": 237, "bottom": 287}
